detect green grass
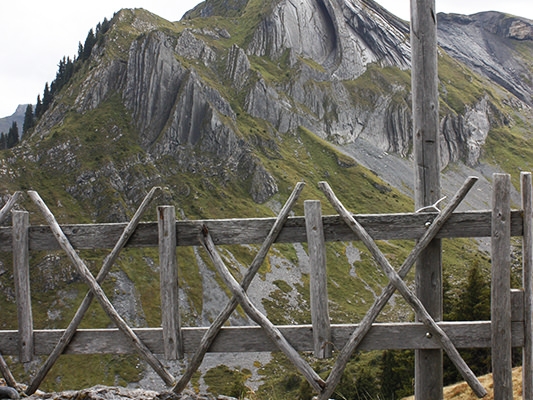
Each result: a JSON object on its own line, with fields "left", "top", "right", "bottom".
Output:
{"left": 438, "top": 52, "right": 500, "bottom": 115}
{"left": 203, "top": 365, "right": 253, "bottom": 398}
{"left": 483, "top": 125, "right": 533, "bottom": 189}
{"left": 10, "top": 354, "right": 142, "bottom": 392}
{"left": 344, "top": 64, "right": 411, "bottom": 110}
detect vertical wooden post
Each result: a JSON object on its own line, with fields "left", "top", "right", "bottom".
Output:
{"left": 522, "top": 172, "right": 533, "bottom": 399}
{"left": 492, "top": 173, "right": 513, "bottom": 399}
{"left": 304, "top": 200, "right": 332, "bottom": 359}
{"left": 158, "top": 206, "right": 183, "bottom": 360}
{"left": 12, "top": 210, "right": 34, "bottom": 362}
{"left": 411, "top": 0, "right": 442, "bottom": 397}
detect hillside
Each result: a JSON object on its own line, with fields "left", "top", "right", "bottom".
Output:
{"left": 0, "top": 0, "right": 532, "bottom": 397}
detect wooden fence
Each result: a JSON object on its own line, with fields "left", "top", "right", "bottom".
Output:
{"left": 0, "top": 172, "right": 532, "bottom": 399}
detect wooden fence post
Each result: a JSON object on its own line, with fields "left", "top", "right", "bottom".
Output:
{"left": 411, "top": 0, "right": 442, "bottom": 396}
{"left": 158, "top": 206, "right": 183, "bottom": 360}
{"left": 12, "top": 210, "right": 33, "bottom": 363}
{"left": 522, "top": 172, "right": 533, "bottom": 399}
{"left": 492, "top": 173, "right": 513, "bottom": 399}
{"left": 304, "top": 200, "right": 332, "bottom": 359}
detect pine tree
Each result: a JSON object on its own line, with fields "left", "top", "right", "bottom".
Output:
{"left": 23, "top": 104, "right": 35, "bottom": 135}
{"left": 380, "top": 350, "right": 415, "bottom": 398}
{"left": 42, "top": 83, "right": 52, "bottom": 114}
{"left": 82, "top": 28, "right": 96, "bottom": 61}
{"left": 443, "top": 262, "right": 491, "bottom": 385}
{"left": 456, "top": 262, "right": 490, "bottom": 321}
{"left": 35, "top": 95, "right": 43, "bottom": 118}
{"left": 7, "top": 122, "right": 19, "bottom": 148}
{"left": 77, "top": 42, "right": 84, "bottom": 61}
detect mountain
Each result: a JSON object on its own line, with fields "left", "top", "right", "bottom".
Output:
{"left": 438, "top": 11, "right": 533, "bottom": 106}
{"left": 0, "top": 104, "right": 28, "bottom": 137}
{"left": 0, "top": 0, "right": 532, "bottom": 396}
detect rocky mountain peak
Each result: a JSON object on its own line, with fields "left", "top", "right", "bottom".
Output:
{"left": 12, "top": 1, "right": 533, "bottom": 217}
{"left": 473, "top": 11, "right": 533, "bottom": 40}
{"left": 438, "top": 11, "right": 533, "bottom": 105}
{"left": 438, "top": 11, "right": 533, "bottom": 40}
{"left": 0, "top": 104, "right": 28, "bottom": 136}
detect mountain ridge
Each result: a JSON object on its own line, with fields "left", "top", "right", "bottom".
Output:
{"left": 0, "top": 104, "right": 29, "bottom": 137}
{"left": 0, "top": 0, "right": 532, "bottom": 396}
{"left": 437, "top": 11, "right": 533, "bottom": 105}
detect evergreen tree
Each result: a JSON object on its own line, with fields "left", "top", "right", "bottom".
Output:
{"left": 0, "top": 132, "right": 6, "bottom": 150}
{"left": 77, "top": 42, "right": 84, "bottom": 61}
{"left": 42, "top": 82, "right": 52, "bottom": 114}
{"left": 95, "top": 17, "right": 111, "bottom": 45}
{"left": 380, "top": 350, "right": 415, "bottom": 399}
{"left": 443, "top": 262, "right": 491, "bottom": 385}
{"left": 35, "top": 94, "right": 43, "bottom": 118}
{"left": 51, "top": 56, "right": 74, "bottom": 95}
{"left": 82, "top": 28, "right": 96, "bottom": 61}
{"left": 100, "top": 17, "right": 111, "bottom": 35}
{"left": 7, "top": 122, "right": 19, "bottom": 148}
{"left": 23, "top": 104, "right": 35, "bottom": 135}
{"left": 455, "top": 262, "right": 490, "bottom": 321}
{"left": 65, "top": 56, "right": 74, "bottom": 81}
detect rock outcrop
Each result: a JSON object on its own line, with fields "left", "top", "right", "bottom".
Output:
{"left": 438, "top": 11, "right": 533, "bottom": 106}
{"left": 21, "top": 385, "right": 237, "bottom": 400}
{"left": 27, "top": 2, "right": 532, "bottom": 211}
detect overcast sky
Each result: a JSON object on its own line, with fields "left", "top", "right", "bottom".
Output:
{"left": 1, "top": 0, "right": 532, "bottom": 118}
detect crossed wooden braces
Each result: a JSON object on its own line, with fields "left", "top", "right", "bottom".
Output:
{"left": 178, "top": 177, "right": 487, "bottom": 399}
{"left": 24, "top": 188, "right": 175, "bottom": 395}
{"left": 1, "top": 177, "right": 487, "bottom": 398}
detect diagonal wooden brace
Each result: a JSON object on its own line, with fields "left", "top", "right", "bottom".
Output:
{"left": 25, "top": 187, "right": 162, "bottom": 396}
{"left": 0, "top": 356, "right": 16, "bottom": 389}
{"left": 319, "top": 178, "right": 487, "bottom": 399}
{"left": 0, "top": 191, "right": 22, "bottom": 224}
{"left": 27, "top": 191, "right": 175, "bottom": 387}
{"left": 172, "top": 182, "right": 305, "bottom": 394}
{"left": 0, "top": 192, "right": 23, "bottom": 388}
{"left": 201, "top": 225, "right": 326, "bottom": 393}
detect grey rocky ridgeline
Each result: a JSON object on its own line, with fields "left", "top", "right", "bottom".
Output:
{"left": 30, "top": 1, "right": 532, "bottom": 209}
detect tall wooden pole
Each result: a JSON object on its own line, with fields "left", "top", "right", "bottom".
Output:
{"left": 492, "top": 174, "right": 513, "bottom": 399}
{"left": 521, "top": 172, "right": 533, "bottom": 399}
{"left": 410, "top": 0, "right": 443, "bottom": 398}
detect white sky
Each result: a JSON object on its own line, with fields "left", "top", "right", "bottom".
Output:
{"left": 1, "top": 0, "right": 532, "bottom": 118}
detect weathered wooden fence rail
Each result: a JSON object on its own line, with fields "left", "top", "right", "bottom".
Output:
{"left": 0, "top": 210, "right": 525, "bottom": 250}
{"left": 0, "top": 172, "right": 531, "bottom": 399}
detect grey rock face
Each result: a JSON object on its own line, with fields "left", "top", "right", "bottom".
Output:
{"left": 29, "top": 2, "right": 533, "bottom": 209}
{"left": 226, "top": 45, "right": 251, "bottom": 90}
{"left": 176, "top": 30, "right": 217, "bottom": 65}
{"left": 438, "top": 11, "right": 533, "bottom": 105}
{"left": 0, "top": 104, "right": 27, "bottom": 138}
{"left": 440, "top": 96, "right": 494, "bottom": 167}
{"left": 247, "top": 0, "right": 411, "bottom": 80}
{"left": 250, "top": 164, "right": 279, "bottom": 203}
{"left": 24, "top": 385, "right": 235, "bottom": 399}
{"left": 123, "top": 30, "right": 189, "bottom": 148}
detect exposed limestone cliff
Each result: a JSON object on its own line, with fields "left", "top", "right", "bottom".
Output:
{"left": 438, "top": 11, "right": 533, "bottom": 106}
{"left": 26, "top": 2, "right": 531, "bottom": 211}
{"left": 246, "top": 0, "right": 410, "bottom": 80}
